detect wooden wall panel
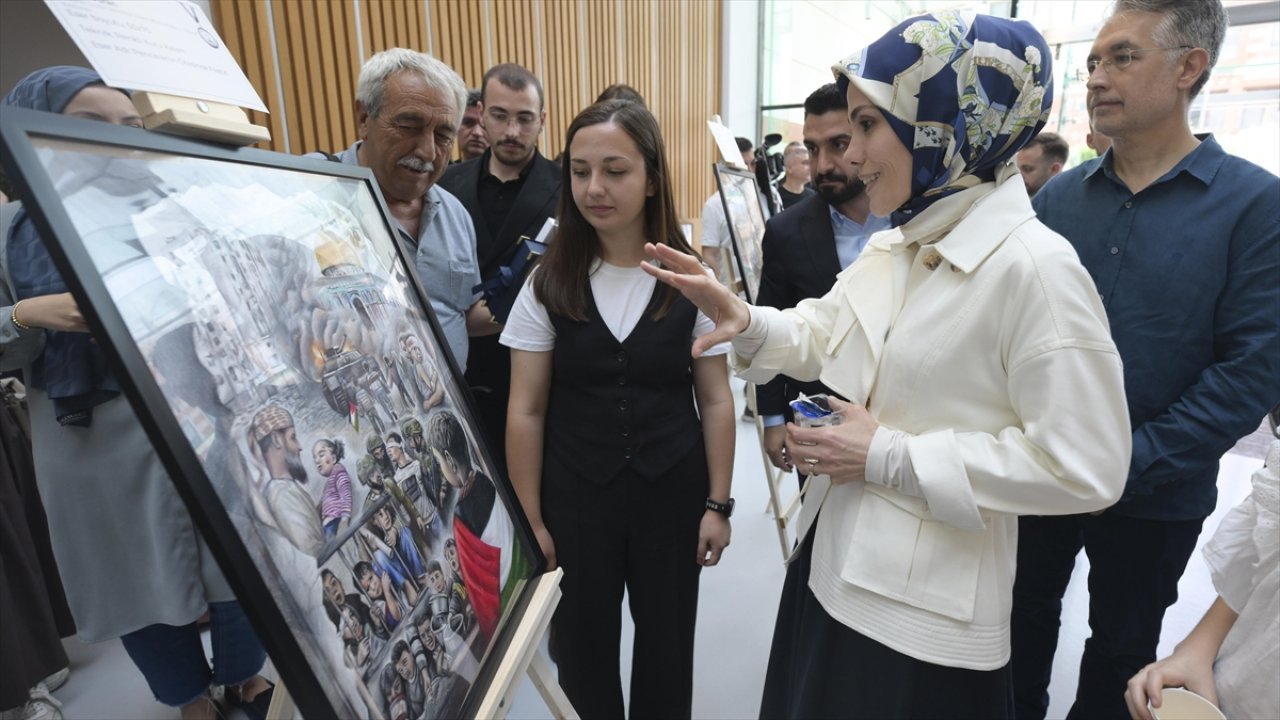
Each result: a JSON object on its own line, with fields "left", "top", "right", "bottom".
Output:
{"left": 430, "top": 0, "right": 487, "bottom": 87}
{"left": 362, "top": 0, "right": 428, "bottom": 56}
{"left": 540, "top": 0, "right": 583, "bottom": 160}
{"left": 489, "top": 1, "right": 539, "bottom": 75}
{"left": 210, "top": 0, "right": 286, "bottom": 150}
{"left": 211, "top": 0, "right": 721, "bottom": 219}
{"left": 581, "top": 0, "right": 618, "bottom": 109}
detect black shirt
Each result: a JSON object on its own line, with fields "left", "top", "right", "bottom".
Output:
{"left": 778, "top": 184, "right": 816, "bottom": 210}
{"left": 477, "top": 154, "right": 533, "bottom": 240}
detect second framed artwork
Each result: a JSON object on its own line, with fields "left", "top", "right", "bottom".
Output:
{"left": 713, "top": 164, "right": 768, "bottom": 304}
{"left": 0, "top": 108, "right": 543, "bottom": 719}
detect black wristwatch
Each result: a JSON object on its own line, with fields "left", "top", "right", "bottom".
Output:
{"left": 705, "top": 497, "right": 735, "bottom": 518}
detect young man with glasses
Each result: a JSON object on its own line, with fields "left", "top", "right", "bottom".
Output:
{"left": 1010, "top": 2, "right": 1280, "bottom": 718}
{"left": 440, "top": 63, "right": 561, "bottom": 475}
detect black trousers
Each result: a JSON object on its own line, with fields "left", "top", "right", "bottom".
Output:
{"left": 0, "top": 388, "right": 73, "bottom": 709}
{"left": 465, "top": 335, "right": 510, "bottom": 473}
{"left": 1010, "top": 512, "right": 1204, "bottom": 720}
{"left": 761, "top": 529, "right": 1014, "bottom": 719}
{"left": 543, "top": 444, "right": 708, "bottom": 720}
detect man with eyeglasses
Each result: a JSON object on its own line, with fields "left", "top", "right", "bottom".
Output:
{"left": 440, "top": 62, "right": 561, "bottom": 474}
{"left": 1010, "top": 2, "right": 1280, "bottom": 718}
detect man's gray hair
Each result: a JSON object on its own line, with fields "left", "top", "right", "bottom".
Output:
{"left": 1111, "top": 0, "right": 1227, "bottom": 98}
{"left": 783, "top": 141, "right": 808, "bottom": 162}
{"left": 356, "top": 48, "right": 468, "bottom": 126}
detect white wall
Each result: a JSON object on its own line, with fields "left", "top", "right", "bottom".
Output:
{"left": 719, "top": 0, "right": 762, "bottom": 146}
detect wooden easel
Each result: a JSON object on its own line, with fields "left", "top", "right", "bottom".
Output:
{"left": 475, "top": 569, "right": 576, "bottom": 719}
{"left": 265, "top": 569, "right": 576, "bottom": 720}
{"left": 747, "top": 384, "right": 802, "bottom": 560}
{"left": 711, "top": 227, "right": 800, "bottom": 561}
{"left": 132, "top": 91, "right": 270, "bottom": 146}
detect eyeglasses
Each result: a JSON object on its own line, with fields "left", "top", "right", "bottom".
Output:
{"left": 484, "top": 109, "right": 539, "bottom": 130}
{"left": 1075, "top": 45, "right": 1193, "bottom": 82}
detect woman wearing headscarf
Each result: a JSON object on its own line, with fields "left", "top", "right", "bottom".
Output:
{"left": 1, "top": 67, "right": 273, "bottom": 720}
{"left": 645, "top": 12, "right": 1131, "bottom": 718}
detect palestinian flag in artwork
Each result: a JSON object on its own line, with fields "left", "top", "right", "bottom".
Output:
{"left": 452, "top": 471, "right": 530, "bottom": 645}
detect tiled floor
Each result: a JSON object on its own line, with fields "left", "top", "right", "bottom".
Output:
{"left": 27, "top": 382, "right": 1270, "bottom": 719}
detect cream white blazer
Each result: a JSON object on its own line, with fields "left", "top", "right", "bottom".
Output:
{"left": 736, "top": 170, "right": 1130, "bottom": 670}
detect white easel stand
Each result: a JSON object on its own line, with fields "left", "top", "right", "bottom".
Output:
{"left": 132, "top": 91, "right": 270, "bottom": 146}
{"left": 476, "top": 569, "right": 576, "bottom": 719}
{"left": 748, "top": 383, "right": 802, "bottom": 560}
{"left": 264, "top": 569, "right": 576, "bottom": 719}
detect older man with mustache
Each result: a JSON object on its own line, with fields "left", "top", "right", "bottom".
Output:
{"left": 322, "top": 48, "right": 497, "bottom": 372}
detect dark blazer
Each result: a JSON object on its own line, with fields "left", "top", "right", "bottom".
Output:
{"left": 438, "top": 150, "right": 562, "bottom": 281}
{"left": 754, "top": 192, "right": 845, "bottom": 417}
{"left": 438, "top": 150, "right": 562, "bottom": 469}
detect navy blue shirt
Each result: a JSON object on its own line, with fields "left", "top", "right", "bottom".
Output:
{"left": 1033, "top": 135, "right": 1280, "bottom": 521}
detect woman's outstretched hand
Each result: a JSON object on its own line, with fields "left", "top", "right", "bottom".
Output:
{"left": 641, "top": 243, "right": 751, "bottom": 357}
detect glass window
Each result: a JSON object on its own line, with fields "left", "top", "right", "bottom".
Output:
{"left": 760, "top": 2, "right": 1280, "bottom": 175}
{"left": 760, "top": 1, "right": 1013, "bottom": 145}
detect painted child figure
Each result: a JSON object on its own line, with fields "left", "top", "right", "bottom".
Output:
{"left": 427, "top": 409, "right": 527, "bottom": 646}
{"left": 315, "top": 438, "right": 354, "bottom": 539}
{"left": 355, "top": 560, "right": 406, "bottom": 636}
{"left": 425, "top": 561, "right": 481, "bottom": 681}
{"left": 443, "top": 537, "right": 477, "bottom": 634}
{"left": 411, "top": 611, "right": 447, "bottom": 686}
{"left": 425, "top": 561, "right": 468, "bottom": 648}
{"left": 358, "top": 504, "right": 425, "bottom": 606}
{"left": 502, "top": 99, "right": 735, "bottom": 719}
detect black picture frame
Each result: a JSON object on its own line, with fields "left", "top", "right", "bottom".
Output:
{"left": 712, "top": 163, "right": 767, "bottom": 304}
{"left": 0, "top": 107, "right": 545, "bottom": 720}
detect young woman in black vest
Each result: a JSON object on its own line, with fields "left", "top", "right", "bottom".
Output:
{"left": 501, "top": 99, "right": 735, "bottom": 719}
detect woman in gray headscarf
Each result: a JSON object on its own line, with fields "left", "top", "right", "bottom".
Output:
{"left": 2, "top": 67, "right": 273, "bottom": 720}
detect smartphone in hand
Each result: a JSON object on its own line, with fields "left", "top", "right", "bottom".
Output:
{"left": 789, "top": 393, "right": 844, "bottom": 428}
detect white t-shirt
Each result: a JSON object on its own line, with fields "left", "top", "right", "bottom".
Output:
{"left": 500, "top": 260, "right": 729, "bottom": 355}
{"left": 699, "top": 190, "right": 772, "bottom": 249}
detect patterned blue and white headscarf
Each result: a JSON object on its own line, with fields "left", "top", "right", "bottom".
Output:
{"left": 833, "top": 11, "right": 1052, "bottom": 225}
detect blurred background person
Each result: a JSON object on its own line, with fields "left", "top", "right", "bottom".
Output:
{"left": 457, "top": 88, "right": 488, "bottom": 162}
{"left": 776, "top": 141, "right": 815, "bottom": 210}
{"left": 1087, "top": 119, "right": 1113, "bottom": 156}
{"left": 595, "top": 83, "right": 646, "bottom": 106}
{"left": 1017, "top": 131, "right": 1068, "bottom": 197}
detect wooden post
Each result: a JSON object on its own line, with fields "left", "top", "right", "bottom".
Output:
{"left": 749, "top": 383, "right": 802, "bottom": 560}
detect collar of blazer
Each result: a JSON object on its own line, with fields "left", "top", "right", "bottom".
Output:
{"left": 442, "top": 151, "right": 561, "bottom": 252}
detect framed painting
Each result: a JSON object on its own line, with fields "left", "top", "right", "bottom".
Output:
{"left": 713, "top": 164, "right": 767, "bottom": 304}
{"left": 0, "top": 107, "right": 544, "bottom": 719}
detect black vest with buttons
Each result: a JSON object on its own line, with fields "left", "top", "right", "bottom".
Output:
{"left": 545, "top": 283, "right": 703, "bottom": 485}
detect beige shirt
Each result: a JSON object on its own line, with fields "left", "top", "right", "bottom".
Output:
{"left": 734, "top": 170, "right": 1130, "bottom": 669}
